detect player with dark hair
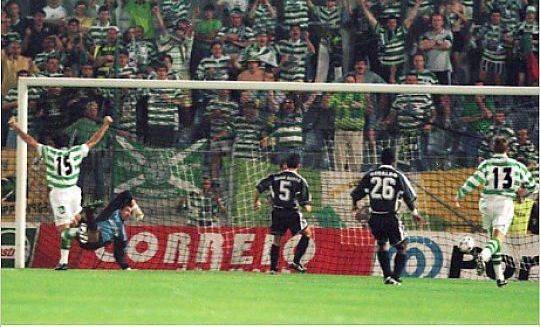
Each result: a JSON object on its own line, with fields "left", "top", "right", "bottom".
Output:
{"left": 455, "top": 137, "right": 536, "bottom": 287}
{"left": 254, "top": 153, "right": 313, "bottom": 273}
{"left": 8, "top": 116, "right": 112, "bottom": 270}
{"left": 351, "top": 148, "right": 423, "bottom": 285}
{"left": 75, "top": 190, "right": 144, "bottom": 270}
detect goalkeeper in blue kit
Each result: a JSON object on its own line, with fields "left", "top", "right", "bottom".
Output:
{"left": 74, "top": 191, "right": 144, "bottom": 270}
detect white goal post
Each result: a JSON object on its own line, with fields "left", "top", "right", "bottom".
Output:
{"left": 14, "top": 77, "right": 540, "bottom": 268}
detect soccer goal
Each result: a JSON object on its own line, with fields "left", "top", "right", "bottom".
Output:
{"left": 8, "top": 77, "right": 539, "bottom": 281}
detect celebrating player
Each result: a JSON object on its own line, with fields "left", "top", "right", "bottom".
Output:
{"left": 254, "top": 153, "right": 313, "bottom": 274}
{"left": 75, "top": 190, "right": 144, "bottom": 270}
{"left": 351, "top": 148, "right": 423, "bottom": 285}
{"left": 8, "top": 116, "right": 113, "bottom": 270}
{"left": 454, "top": 137, "right": 536, "bottom": 287}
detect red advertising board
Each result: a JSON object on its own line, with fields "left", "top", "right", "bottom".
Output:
{"left": 32, "top": 224, "right": 375, "bottom": 275}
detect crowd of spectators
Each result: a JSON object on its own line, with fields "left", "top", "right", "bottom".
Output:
{"left": 2, "top": 0, "right": 538, "bottom": 184}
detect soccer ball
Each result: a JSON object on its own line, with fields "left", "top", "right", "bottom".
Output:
{"left": 458, "top": 235, "right": 475, "bottom": 253}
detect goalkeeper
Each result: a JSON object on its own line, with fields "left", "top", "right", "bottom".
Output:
{"left": 74, "top": 190, "right": 144, "bottom": 270}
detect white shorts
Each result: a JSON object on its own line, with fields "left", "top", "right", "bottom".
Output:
{"left": 479, "top": 195, "right": 514, "bottom": 235}
{"left": 49, "top": 186, "right": 83, "bottom": 226}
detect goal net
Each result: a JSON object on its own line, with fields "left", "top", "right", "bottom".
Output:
{"left": 4, "top": 77, "right": 539, "bottom": 281}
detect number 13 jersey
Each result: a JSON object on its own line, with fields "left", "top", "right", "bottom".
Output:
{"left": 457, "top": 153, "right": 536, "bottom": 200}
{"left": 37, "top": 144, "right": 89, "bottom": 189}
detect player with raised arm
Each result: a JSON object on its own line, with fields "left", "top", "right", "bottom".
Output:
{"left": 351, "top": 148, "right": 423, "bottom": 285}
{"left": 254, "top": 153, "right": 313, "bottom": 274}
{"left": 76, "top": 190, "right": 144, "bottom": 270}
{"left": 454, "top": 137, "right": 536, "bottom": 287}
{"left": 8, "top": 115, "right": 113, "bottom": 270}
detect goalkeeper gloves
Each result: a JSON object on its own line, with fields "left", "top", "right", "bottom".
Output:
{"left": 132, "top": 203, "right": 145, "bottom": 221}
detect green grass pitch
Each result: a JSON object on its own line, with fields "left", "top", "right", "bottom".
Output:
{"left": 2, "top": 269, "right": 538, "bottom": 324}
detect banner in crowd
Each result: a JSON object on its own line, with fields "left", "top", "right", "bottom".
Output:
{"left": 1, "top": 223, "right": 39, "bottom": 268}
{"left": 32, "top": 224, "right": 376, "bottom": 274}
{"left": 371, "top": 231, "right": 539, "bottom": 280}
{"left": 113, "top": 136, "right": 208, "bottom": 198}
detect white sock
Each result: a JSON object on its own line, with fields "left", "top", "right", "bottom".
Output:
{"left": 59, "top": 249, "right": 70, "bottom": 265}
{"left": 494, "top": 263, "right": 504, "bottom": 281}
{"left": 480, "top": 248, "right": 492, "bottom": 262}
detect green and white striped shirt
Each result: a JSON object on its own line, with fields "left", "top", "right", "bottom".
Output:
{"left": 381, "top": 0, "right": 402, "bottom": 19}
{"left": 161, "top": 0, "right": 191, "bottom": 30}
{"left": 277, "top": 39, "right": 309, "bottom": 81}
{"left": 196, "top": 55, "right": 231, "bottom": 80}
{"left": 392, "top": 93, "right": 434, "bottom": 130}
{"left": 233, "top": 115, "right": 267, "bottom": 158}
{"left": 252, "top": 3, "right": 277, "bottom": 34}
{"left": 375, "top": 24, "right": 407, "bottom": 66}
{"left": 144, "top": 81, "right": 183, "bottom": 129}
{"left": 477, "top": 23, "right": 508, "bottom": 63}
{"left": 311, "top": 5, "right": 341, "bottom": 30}
{"left": 283, "top": 0, "right": 309, "bottom": 29}
{"left": 272, "top": 111, "right": 304, "bottom": 149}
{"left": 38, "top": 144, "right": 89, "bottom": 189}
{"left": 398, "top": 69, "right": 438, "bottom": 85}
{"left": 457, "top": 153, "right": 537, "bottom": 199}
{"left": 86, "top": 21, "right": 116, "bottom": 47}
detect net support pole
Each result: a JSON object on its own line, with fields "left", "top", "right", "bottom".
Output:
{"left": 15, "top": 80, "right": 29, "bottom": 268}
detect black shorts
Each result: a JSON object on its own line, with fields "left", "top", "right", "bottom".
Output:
{"left": 270, "top": 208, "right": 307, "bottom": 236}
{"left": 368, "top": 213, "right": 405, "bottom": 246}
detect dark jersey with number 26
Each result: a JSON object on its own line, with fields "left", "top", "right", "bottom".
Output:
{"left": 351, "top": 165, "right": 417, "bottom": 214}
{"left": 257, "top": 171, "right": 311, "bottom": 210}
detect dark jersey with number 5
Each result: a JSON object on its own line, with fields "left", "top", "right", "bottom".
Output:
{"left": 351, "top": 165, "right": 417, "bottom": 214}
{"left": 257, "top": 171, "right": 311, "bottom": 210}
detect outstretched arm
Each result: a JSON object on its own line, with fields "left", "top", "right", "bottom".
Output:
{"left": 85, "top": 116, "right": 113, "bottom": 149}
{"left": 357, "top": 0, "right": 378, "bottom": 28}
{"left": 8, "top": 117, "right": 39, "bottom": 149}
{"left": 403, "top": 0, "right": 421, "bottom": 29}
{"left": 455, "top": 162, "right": 486, "bottom": 206}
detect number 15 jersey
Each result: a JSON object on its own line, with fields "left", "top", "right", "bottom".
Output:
{"left": 257, "top": 170, "right": 311, "bottom": 210}
{"left": 351, "top": 165, "right": 417, "bottom": 214}
{"left": 37, "top": 144, "right": 89, "bottom": 189}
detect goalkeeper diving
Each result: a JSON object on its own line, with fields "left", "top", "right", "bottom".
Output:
{"left": 69, "top": 190, "right": 144, "bottom": 270}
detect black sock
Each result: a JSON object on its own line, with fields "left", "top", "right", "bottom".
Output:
{"left": 86, "top": 210, "right": 97, "bottom": 232}
{"left": 377, "top": 250, "right": 391, "bottom": 278}
{"left": 394, "top": 252, "right": 407, "bottom": 279}
{"left": 293, "top": 235, "right": 309, "bottom": 265}
{"left": 270, "top": 244, "right": 280, "bottom": 271}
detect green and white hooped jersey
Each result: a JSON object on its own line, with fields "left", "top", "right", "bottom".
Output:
{"left": 457, "top": 154, "right": 537, "bottom": 200}
{"left": 38, "top": 144, "right": 89, "bottom": 189}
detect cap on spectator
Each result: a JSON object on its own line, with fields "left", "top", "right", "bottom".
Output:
{"left": 108, "top": 26, "right": 120, "bottom": 32}
{"left": 76, "top": 0, "right": 86, "bottom": 6}
{"left": 526, "top": 5, "right": 536, "bottom": 12}
{"left": 255, "top": 29, "right": 268, "bottom": 36}
{"left": 230, "top": 7, "right": 243, "bottom": 15}
{"left": 246, "top": 55, "right": 260, "bottom": 62}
